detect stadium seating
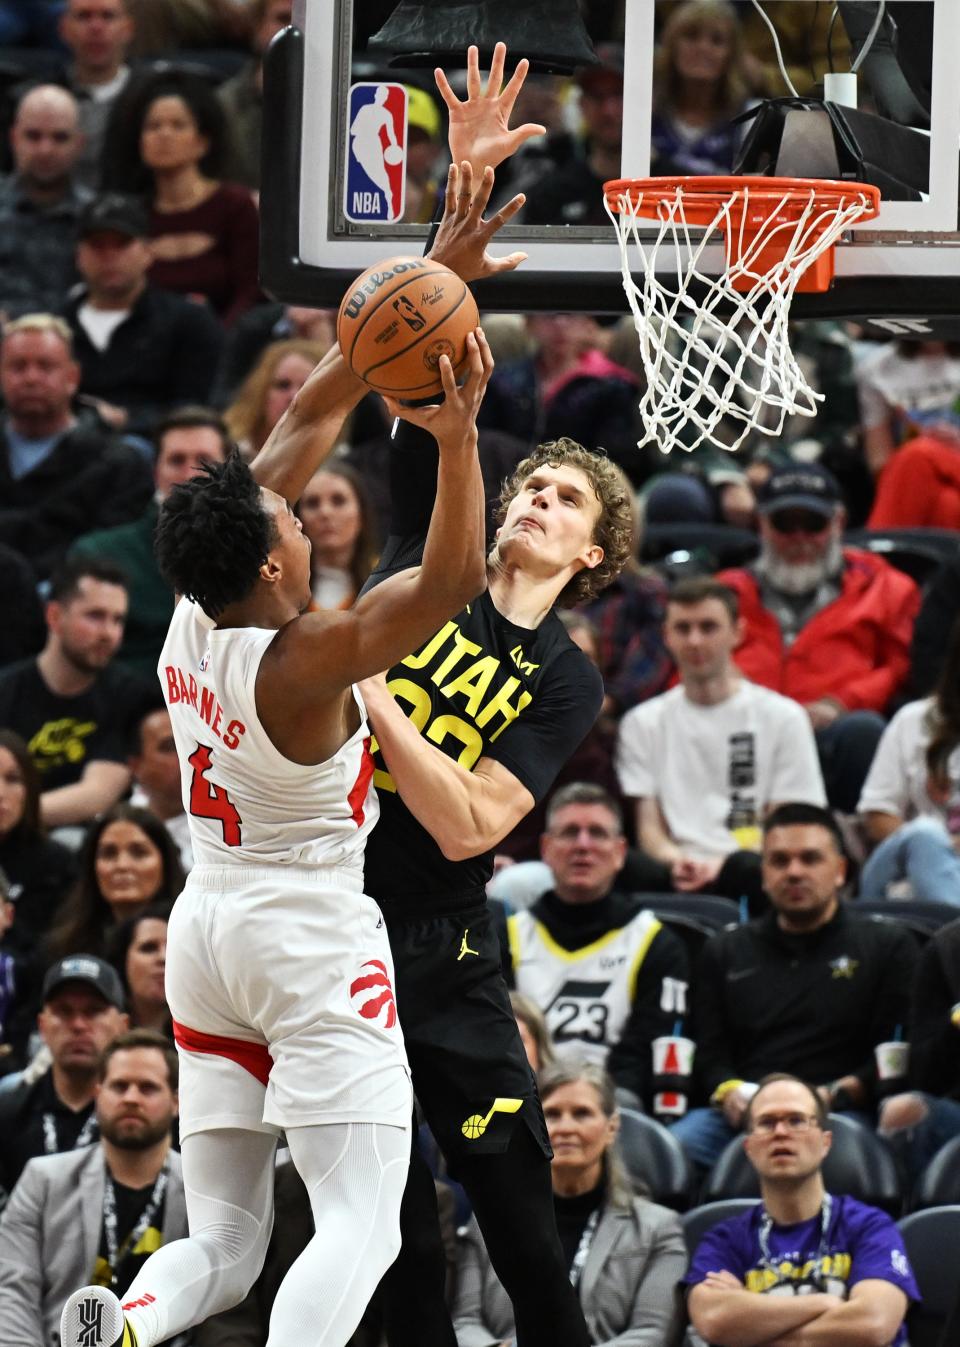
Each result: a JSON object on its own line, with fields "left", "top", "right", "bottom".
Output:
{"left": 913, "top": 1135, "right": 960, "bottom": 1210}
{"left": 618, "top": 1107, "right": 695, "bottom": 1211}
{"left": 897, "top": 1206, "right": 960, "bottom": 1347}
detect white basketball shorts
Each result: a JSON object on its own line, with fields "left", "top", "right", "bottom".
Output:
{"left": 165, "top": 863, "right": 411, "bottom": 1139}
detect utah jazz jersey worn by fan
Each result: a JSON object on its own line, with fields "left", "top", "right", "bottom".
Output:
{"left": 506, "top": 892, "right": 689, "bottom": 1107}
{"left": 685, "top": 1195, "right": 919, "bottom": 1345}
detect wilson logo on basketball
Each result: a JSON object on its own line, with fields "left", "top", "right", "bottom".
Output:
{"left": 349, "top": 959, "right": 397, "bottom": 1029}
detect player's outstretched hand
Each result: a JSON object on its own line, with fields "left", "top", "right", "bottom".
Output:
{"left": 430, "top": 161, "right": 526, "bottom": 282}
{"left": 436, "top": 42, "right": 546, "bottom": 177}
{"left": 382, "top": 327, "right": 493, "bottom": 445}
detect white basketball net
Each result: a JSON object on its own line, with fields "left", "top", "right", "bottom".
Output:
{"left": 606, "top": 181, "right": 876, "bottom": 455}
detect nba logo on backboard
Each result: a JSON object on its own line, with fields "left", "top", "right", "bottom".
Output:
{"left": 345, "top": 83, "right": 407, "bottom": 224}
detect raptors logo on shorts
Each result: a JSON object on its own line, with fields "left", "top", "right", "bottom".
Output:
{"left": 349, "top": 959, "right": 397, "bottom": 1029}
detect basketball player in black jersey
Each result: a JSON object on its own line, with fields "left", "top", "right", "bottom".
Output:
{"left": 353, "top": 49, "right": 634, "bottom": 1347}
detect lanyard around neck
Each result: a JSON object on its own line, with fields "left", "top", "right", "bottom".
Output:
{"left": 758, "top": 1194, "right": 834, "bottom": 1291}
{"left": 102, "top": 1165, "right": 168, "bottom": 1287}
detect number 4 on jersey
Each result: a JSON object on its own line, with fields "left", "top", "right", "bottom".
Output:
{"left": 188, "top": 743, "right": 242, "bottom": 846}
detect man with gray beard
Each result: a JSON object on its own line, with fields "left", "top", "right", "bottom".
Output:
{"left": 718, "top": 464, "right": 919, "bottom": 812}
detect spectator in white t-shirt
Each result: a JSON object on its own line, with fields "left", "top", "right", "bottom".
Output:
{"left": 616, "top": 578, "right": 826, "bottom": 909}
{"left": 855, "top": 338, "right": 960, "bottom": 476}
{"left": 857, "top": 619, "right": 960, "bottom": 904}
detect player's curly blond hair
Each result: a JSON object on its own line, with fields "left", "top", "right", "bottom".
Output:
{"left": 494, "top": 439, "right": 634, "bottom": 606}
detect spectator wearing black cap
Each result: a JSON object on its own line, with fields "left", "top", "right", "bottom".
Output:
{"left": 718, "top": 463, "right": 920, "bottom": 812}
{"left": 64, "top": 193, "right": 224, "bottom": 438}
{"left": 522, "top": 48, "right": 623, "bottom": 226}
{"left": 0, "top": 954, "right": 128, "bottom": 1204}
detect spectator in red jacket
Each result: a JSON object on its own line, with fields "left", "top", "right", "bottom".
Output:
{"left": 867, "top": 428, "right": 960, "bottom": 530}
{"left": 718, "top": 463, "right": 920, "bottom": 811}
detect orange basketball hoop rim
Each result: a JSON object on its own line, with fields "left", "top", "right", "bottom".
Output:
{"left": 604, "top": 175, "right": 881, "bottom": 293}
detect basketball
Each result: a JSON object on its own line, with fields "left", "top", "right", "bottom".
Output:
{"left": 461, "top": 1115, "right": 485, "bottom": 1140}
{"left": 337, "top": 256, "right": 479, "bottom": 398}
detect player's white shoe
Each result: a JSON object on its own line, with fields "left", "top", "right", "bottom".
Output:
{"left": 60, "top": 1285, "right": 138, "bottom": 1347}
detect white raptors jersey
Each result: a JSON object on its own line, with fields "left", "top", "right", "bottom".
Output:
{"left": 158, "top": 599, "right": 378, "bottom": 870}
{"left": 507, "top": 909, "right": 663, "bottom": 1065}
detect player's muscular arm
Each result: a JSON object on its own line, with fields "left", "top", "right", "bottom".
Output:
{"left": 258, "top": 337, "right": 490, "bottom": 755}
{"left": 688, "top": 1281, "right": 839, "bottom": 1347}
{"left": 768, "top": 1281, "right": 908, "bottom": 1346}
{"left": 360, "top": 674, "right": 534, "bottom": 858}
{"left": 249, "top": 342, "right": 368, "bottom": 505}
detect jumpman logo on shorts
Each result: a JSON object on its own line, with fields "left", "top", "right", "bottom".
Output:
{"left": 457, "top": 928, "right": 480, "bottom": 961}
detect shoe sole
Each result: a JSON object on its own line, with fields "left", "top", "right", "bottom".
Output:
{"left": 61, "top": 1284, "right": 128, "bottom": 1347}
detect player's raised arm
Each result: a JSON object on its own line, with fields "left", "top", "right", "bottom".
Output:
{"left": 249, "top": 341, "right": 367, "bottom": 505}
{"left": 429, "top": 159, "right": 527, "bottom": 280}
{"left": 436, "top": 42, "right": 546, "bottom": 178}
{"left": 275, "top": 329, "right": 492, "bottom": 695}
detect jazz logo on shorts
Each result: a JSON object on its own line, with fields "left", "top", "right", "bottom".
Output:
{"left": 349, "top": 959, "right": 397, "bottom": 1029}
{"left": 345, "top": 83, "right": 407, "bottom": 224}
{"left": 461, "top": 1097, "right": 523, "bottom": 1140}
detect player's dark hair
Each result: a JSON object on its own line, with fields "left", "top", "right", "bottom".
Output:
{"left": 667, "top": 576, "right": 739, "bottom": 622}
{"left": 48, "top": 555, "right": 129, "bottom": 604}
{"left": 745, "top": 1072, "right": 828, "bottom": 1131}
{"left": 763, "top": 802, "right": 845, "bottom": 855}
{"left": 495, "top": 439, "right": 634, "bottom": 606}
{"left": 154, "top": 450, "right": 279, "bottom": 619}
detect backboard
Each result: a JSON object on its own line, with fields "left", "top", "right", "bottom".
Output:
{"left": 261, "top": 0, "right": 960, "bottom": 336}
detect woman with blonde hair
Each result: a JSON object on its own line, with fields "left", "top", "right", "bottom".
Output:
{"left": 224, "top": 338, "right": 331, "bottom": 457}
{"left": 651, "top": 0, "right": 754, "bottom": 176}
{"left": 453, "top": 1059, "right": 687, "bottom": 1347}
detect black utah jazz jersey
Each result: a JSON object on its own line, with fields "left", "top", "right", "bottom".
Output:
{"left": 361, "top": 428, "right": 603, "bottom": 912}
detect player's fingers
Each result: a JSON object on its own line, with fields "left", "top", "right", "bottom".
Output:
{"left": 481, "top": 192, "right": 525, "bottom": 236}
{"left": 467, "top": 164, "right": 495, "bottom": 220}
{"left": 466, "top": 44, "right": 481, "bottom": 100}
{"left": 487, "top": 41, "right": 506, "bottom": 97}
{"left": 457, "top": 159, "right": 475, "bottom": 216}
{"left": 499, "top": 57, "right": 529, "bottom": 115}
{"left": 508, "top": 122, "right": 547, "bottom": 152}
{"left": 443, "top": 161, "right": 459, "bottom": 216}
{"left": 475, "top": 326, "right": 494, "bottom": 384}
{"left": 484, "top": 250, "right": 528, "bottom": 275}
{"left": 434, "top": 66, "right": 459, "bottom": 110}
{"left": 438, "top": 349, "right": 462, "bottom": 401}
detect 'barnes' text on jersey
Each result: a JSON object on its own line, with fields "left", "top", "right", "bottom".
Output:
{"left": 362, "top": 432, "right": 603, "bottom": 911}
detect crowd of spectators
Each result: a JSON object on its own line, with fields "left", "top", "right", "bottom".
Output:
{"left": 0, "top": 2, "right": 958, "bottom": 1346}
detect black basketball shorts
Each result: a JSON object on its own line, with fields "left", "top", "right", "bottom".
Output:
{"left": 383, "top": 901, "right": 551, "bottom": 1168}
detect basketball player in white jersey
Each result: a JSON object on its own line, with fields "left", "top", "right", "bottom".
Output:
{"left": 58, "top": 159, "right": 528, "bottom": 1347}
